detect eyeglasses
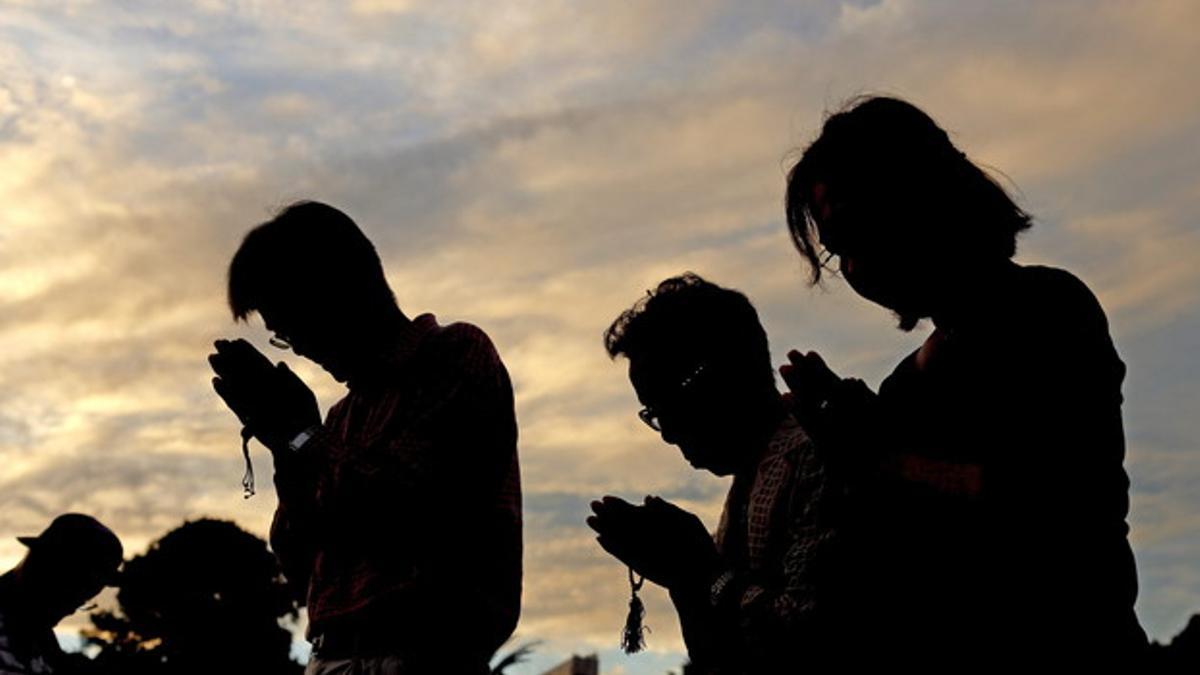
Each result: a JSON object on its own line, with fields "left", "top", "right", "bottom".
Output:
{"left": 268, "top": 333, "right": 292, "bottom": 350}
{"left": 637, "top": 362, "right": 709, "bottom": 432}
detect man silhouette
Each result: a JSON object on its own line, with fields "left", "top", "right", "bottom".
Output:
{"left": 0, "top": 513, "right": 123, "bottom": 675}
{"left": 208, "top": 201, "right": 522, "bottom": 674}
{"left": 588, "top": 274, "right": 843, "bottom": 674}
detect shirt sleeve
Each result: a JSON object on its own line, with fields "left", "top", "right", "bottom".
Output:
{"left": 679, "top": 436, "right": 841, "bottom": 669}
{"left": 728, "top": 439, "right": 840, "bottom": 660}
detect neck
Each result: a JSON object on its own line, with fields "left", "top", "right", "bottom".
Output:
{"left": 342, "top": 306, "right": 415, "bottom": 384}
{"left": 735, "top": 391, "right": 787, "bottom": 474}
{"left": 930, "top": 259, "right": 1018, "bottom": 332}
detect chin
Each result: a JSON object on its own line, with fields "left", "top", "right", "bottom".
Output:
{"left": 683, "top": 453, "right": 731, "bottom": 476}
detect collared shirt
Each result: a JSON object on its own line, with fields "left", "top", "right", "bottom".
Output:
{"left": 693, "top": 414, "right": 840, "bottom": 670}
{"left": 270, "top": 314, "right": 522, "bottom": 661}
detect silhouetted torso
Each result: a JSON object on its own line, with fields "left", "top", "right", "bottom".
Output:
{"left": 849, "top": 264, "right": 1145, "bottom": 666}
{"left": 677, "top": 415, "right": 842, "bottom": 673}
{"left": 270, "top": 314, "right": 522, "bottom": 669}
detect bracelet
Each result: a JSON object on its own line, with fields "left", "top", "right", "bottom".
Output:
{"left": 287, "top": 425, "right": 321, "bottom": 453}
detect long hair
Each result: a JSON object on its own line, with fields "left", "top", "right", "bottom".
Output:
{"left": 785, "top": 96, "right": 1032, "bottom": 284}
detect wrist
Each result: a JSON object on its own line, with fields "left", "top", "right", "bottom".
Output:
{"left": 272, "top": 425, "right": 322, "bottom": 501}
{"left": 669, "top": 553, "right": 725, "bottom": 595}
{"left": 260, "top": 418, "right": 316, "bottom": 452}
{"left": 286, "top": 424, "right": 321, "bottom": 453}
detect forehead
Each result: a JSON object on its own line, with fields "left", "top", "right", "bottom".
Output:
{"left": 627, "top": 350, "right": 705, "bottom": 397}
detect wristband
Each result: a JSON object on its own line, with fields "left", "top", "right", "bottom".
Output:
{"left": 287, "top": 425, "right": 320, "bottom": 453}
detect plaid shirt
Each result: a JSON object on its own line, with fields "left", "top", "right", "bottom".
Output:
{"left": 270, "top": 314, "right": 522, "bottom": 659}
{"left": 701, "top": 415, "right": 840, "bottom": 669}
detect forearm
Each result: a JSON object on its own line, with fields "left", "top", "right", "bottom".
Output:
{"left": 269, "top": 498, "right": 316, "bottom": 603}
{"left": 669, "top": 578, "right": 734, "bottom": 669}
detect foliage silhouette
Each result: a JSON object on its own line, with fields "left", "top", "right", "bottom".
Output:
{"left": 489, "top": 639, "right": 540, "bottom": 674}
{"left": 82, "top": 518, "right": 301, "bottom": 675}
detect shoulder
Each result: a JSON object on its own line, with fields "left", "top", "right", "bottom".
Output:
{"left": 1014, "top": 264, "right": 1109, "bottom": 329}
{"left": 772, "top": 416, "right": 825, "bottom": 479}
{"left": 431, "top": 322, "right": 500, "bottom": 359}
{"left": 437, "top": 321, "right": 498, "bottom": 348}
{"left": 1009, "top": 265, "right": 1124, "bottom": 379}
{"left": 423, "top": 321, "right": 509, "bottom": 382}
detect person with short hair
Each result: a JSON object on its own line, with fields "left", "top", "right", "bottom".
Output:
{"left": 781, "top": 96, "right": 1146, "bottom": 667}
{"left": 588, "top": 273, "right": 843, "bottom": 674}
{"left": 0, "top": 513, "right": 123, "bottom": 675}
{"left": 208, "top": 201, "right": 522, "bottom": 675}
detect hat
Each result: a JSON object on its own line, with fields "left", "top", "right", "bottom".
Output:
{"left": 18, "top": 513, "right": 123, "bottom": 583}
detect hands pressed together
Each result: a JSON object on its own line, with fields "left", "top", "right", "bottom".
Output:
{"left": 587, "top": 349, "right": 858, "bottom": 589}
{"left": 587, "top": 495, "right": 722, "bottom": 592}
{"left": 208, "top": 338, "right": 321, "bottom": 457}
{"left": 779, "top": 349, "right": 841, "bottom": 431}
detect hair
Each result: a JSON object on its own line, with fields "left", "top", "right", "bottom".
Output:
{"left": 785, "top": 95, "right": 1033, "bottom": 283}
{"left": 227, "top": 201, "right": 394, "bottom": 320}
{"left": 604, "top": 272, "right": 774, "bottom": 389}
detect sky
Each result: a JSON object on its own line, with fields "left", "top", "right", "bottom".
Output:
{"left": 1, "top": 1, "right": 1198, "bottom": 673}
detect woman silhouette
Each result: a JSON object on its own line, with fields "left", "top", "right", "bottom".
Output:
{"left": 780, "top": 96, "right": 1146, "bottom": 668}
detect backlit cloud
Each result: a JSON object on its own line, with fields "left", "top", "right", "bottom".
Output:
{"left": 1, "top": 1, "right": 1197, "bottom": 672}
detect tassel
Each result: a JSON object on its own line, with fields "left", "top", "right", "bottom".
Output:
{"left": 240, "top": 426, "right": 256, "bottom": 499}
{"left": 621, "top": 568, "right": 649, "bottom": 654}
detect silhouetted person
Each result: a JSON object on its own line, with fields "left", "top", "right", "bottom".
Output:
{"left": 0, "top": 514, "right": 122, "bottom": 674}
{"left": 207, "top": 201, "right": 522, "bottom": 674}
{"left": 781, "top": 96, "right": 1146, "bottom": 667}
{"left": 587, "top": 274, "right": 843, "bottom": 674}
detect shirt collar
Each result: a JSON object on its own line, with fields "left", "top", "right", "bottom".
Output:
{"left": 347, "top": 313, "right": 440, "bottom": 390}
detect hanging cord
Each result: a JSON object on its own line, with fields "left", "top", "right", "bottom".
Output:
{"left": 621, "top": 568, "right": 649, "bottom": 654}
{"left": 240, "top": 426, "right": 256, "bottom": 499}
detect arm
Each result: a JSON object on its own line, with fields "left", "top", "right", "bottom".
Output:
{"left": 269, "top": 417, "right": 331, "bottom": 604}
{"left": 780, "top": 350, "right": 883, "bottom": 482}
{"left": 998, "top": 270, "right": 1130, "bottom": 529}
{"left": 706, "top": 440, "right": 840, "bottom": 665}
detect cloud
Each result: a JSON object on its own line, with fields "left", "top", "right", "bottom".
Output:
{"left": 0, "top": 2, "right": 1198, "bottom": 671}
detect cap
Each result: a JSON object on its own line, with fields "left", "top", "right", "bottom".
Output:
{"left": 18, "top": 513, "right": 124, "bottom": 583}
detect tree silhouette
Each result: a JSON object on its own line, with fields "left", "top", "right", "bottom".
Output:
{"left": 82, "top": 518, "right": 301, "bottom": 675}
{"left": 490, "top": 639, "right": 540, "bottom": 674}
